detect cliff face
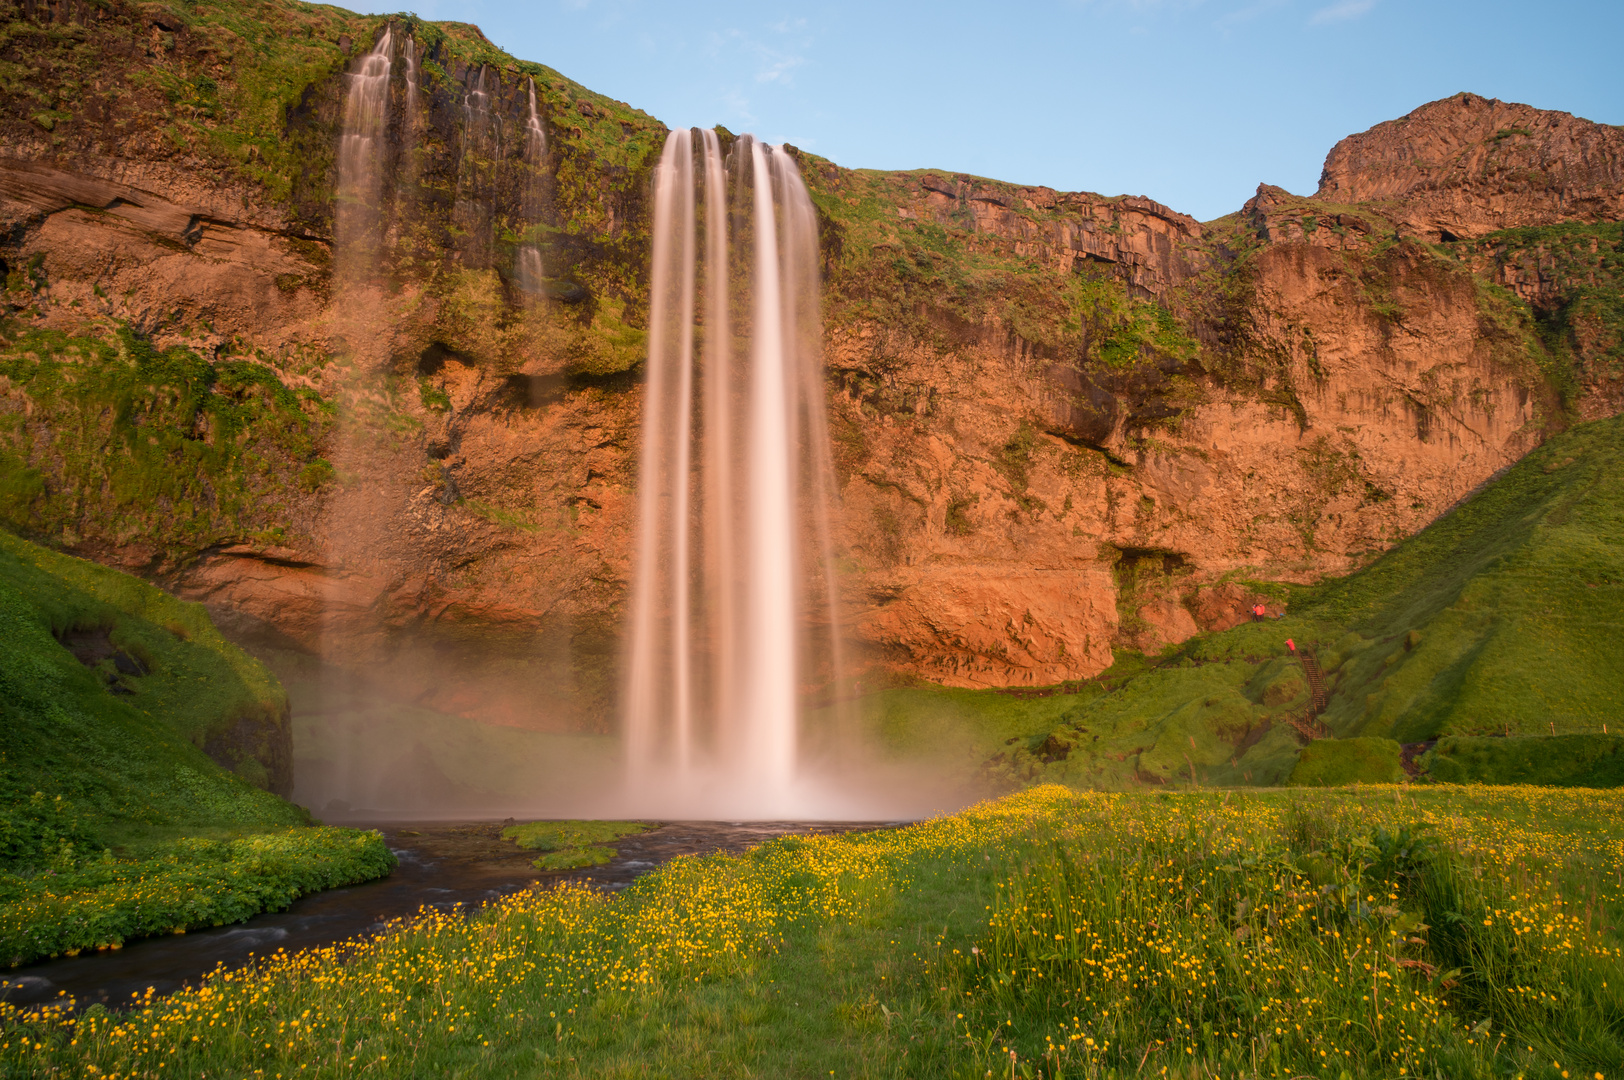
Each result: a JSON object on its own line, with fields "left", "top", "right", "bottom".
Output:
{"left": 0, "top": 0, "right": 1618, "bottom": 723}
{"left": 809, "top": 169, "right": 1562, "bottom": 685}
{"left": 1316, "top": 92, "right": 1624, "bottom": 241}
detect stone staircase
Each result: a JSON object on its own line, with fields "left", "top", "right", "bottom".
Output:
{"left": 1300, "top": 650, "right": 1330, "bottom": 715}
{"left": 1286, "top": 649, "right": 1332, "bottom": 741}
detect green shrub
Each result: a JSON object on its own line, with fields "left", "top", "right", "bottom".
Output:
{"left": 1426, "top": 734, "right": 1624, "bottom": 787}
{"left": 1287, "top": 737, "right": 1405, "bottom": 786}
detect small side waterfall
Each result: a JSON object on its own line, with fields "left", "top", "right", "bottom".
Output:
{"left": 402, "top": 35, "right": 418, "bottom": 119}
{"left": 623, "top": 129, "right": 844, "bottom": 816}
{"left": 514, "top": 78, "right": 547, "bottom": 296}
{"left": 334, "top": 28, "right": 393, "bottom": 283}
{"left": 463, "top": 65, "right": 495, "bottom": 146}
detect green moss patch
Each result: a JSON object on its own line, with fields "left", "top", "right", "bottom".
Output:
{"left": 0, "top": 326, "right": 327, "bottom": 562}
{"left": 502, "top": 820, "right": 651, "bottom": 852}
{"left": 502, "top": 820, "right": 649, "bottom": 872}
{"left": 530, "top": 845, "right": 616, "bottom": 870}
{"left": 1287, "top": 737, "right": 1405, "bottom": 787}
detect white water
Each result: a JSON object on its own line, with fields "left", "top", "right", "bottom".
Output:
{"left": 622, "top": 129, "right": 847, "bottom": 817}
{"left": 463, "top": 65, "right": 497, "bottom": 149}
{"left": 334, "top": 28, "right": 392, "bottom": 278}
{"left": 515, "top": 78, "right": 548, "bottom": 296}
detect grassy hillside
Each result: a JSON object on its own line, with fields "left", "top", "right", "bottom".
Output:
{"left": 0, "top": 529, "right": 393, "bottom": 964}
{"left": 1299, "top": 413, "right": 1623, "bottom": 740}
{"left": 855, "top": 413, "right": 1624, "bottom": 789}
{"left": 0, "top": 528, "right": 296, "bottom": 818}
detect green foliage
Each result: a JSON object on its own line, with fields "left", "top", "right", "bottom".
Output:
{"left": 964, "top": 787, "right": 1622, "bottom": 1078}
{"left": 1294, "top": 415, "right": 1624, "bottom": 740}
{"left": 502, "top": 820, "right": 651, "bottom": 852}
{"left": 0, "top": 325, "right": 326, "bottom": 560}
{"left": 530, "top": 846, "right": 615, "bottom": 870}
{"left": 1287, "top": 737, "right": 1405, "bottom": 786}
{"left": 1426, "top": 734, "right": 1624, "bottom": 787}
{"left": 0, "top": 529, "right": 287, "bottom": 757}
{"left": 417, "top": 379, "right": 451, "bottom": 413}
{"left": 0, "top": 826, "right": 394, "bottom": 965}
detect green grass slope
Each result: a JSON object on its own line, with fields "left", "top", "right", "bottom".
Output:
{"left": 1297, "top": 414, "right": 1624, "bottom": 741}
{"left": 1425, "top": 734, "right": 1624, "bottom": 787}
{"left": 847, "top": 635, "right": 1311, "bottom": 793}
{"left": 0, "top": 529, "right": 394, "bottom": 964}
{"left": 0, "top": 529, "right": 297, "bottom": 836}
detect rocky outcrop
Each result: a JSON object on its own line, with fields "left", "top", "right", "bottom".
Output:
{"left": 1316, "top": 92, "right": 1624, "bottom": 240}
{"left": 0, "top": 0, "right": 1617, "bottom": 716}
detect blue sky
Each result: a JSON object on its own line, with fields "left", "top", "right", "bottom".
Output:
{"left": 396, "top": 0, "right": 1623, "bottom": 221}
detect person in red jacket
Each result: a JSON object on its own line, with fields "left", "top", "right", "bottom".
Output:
{"left": 1252, "top": 602, "right": 1266, "bottom": 622}
{"left": 1286, "top": 638, "right": 1296, "bottom": 655}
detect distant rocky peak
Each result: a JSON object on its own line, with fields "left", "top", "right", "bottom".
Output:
{"left": 1314, "top": 92, "right": 1624, "bottom": 240}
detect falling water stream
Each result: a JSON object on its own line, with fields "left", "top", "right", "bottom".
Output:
{"left": 622, "top": 130, "right": 846, "bottom": 817}
{"left": 333, "top": 29, "right": 392, "bottom": 279}
{"left": 515, "top": 77, "right": 547, "bottom": 295}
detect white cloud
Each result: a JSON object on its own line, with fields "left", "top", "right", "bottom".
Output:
{"left": 707, "top": 26, "right": 808, "bottom": 88}
{"left": 1214, "top": 0, "right": 1288, "bottom": 29}
{"left": 755, "top": 52, "right": 805, "bottom": 84}
{"left": 1309, "top": 0, "right": 1375, "bottom": 24}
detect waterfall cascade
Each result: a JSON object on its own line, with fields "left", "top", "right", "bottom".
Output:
{"left": 623, "top": 128, "right": 845, "bottom": 816}
{"left": 334, "top": 28, "right": 393, "bottom": 281}
{"left": 515, "top": 78, "right": 547, "bottom": 296}
{"left": 321, "top": 40, "right": 870, "bottom": 816}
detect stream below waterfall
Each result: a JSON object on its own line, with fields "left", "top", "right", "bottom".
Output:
{"left": 0, "top": 819, "right": 895, "bottom": 1012}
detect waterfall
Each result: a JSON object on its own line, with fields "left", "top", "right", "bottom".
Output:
{"left": 334, "top": 28, "right": 393, "bottom": 283}
{"left": 402, "top": 35, "right": 418, "bottom": 119}
{"left": 515, "top": 78, "right": 547, "bottom": 296}
{"left": 463, "top": 65, "right": 495, "bottom": 147}
{"left": 623, "top": 128, "right": 844, "bottom": 816}
{"left": 524, "top": 78, "right": 547, "bottom": 162}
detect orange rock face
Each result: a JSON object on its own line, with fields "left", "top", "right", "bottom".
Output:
{"left": 0, "top": 32, "right": 1618, "bottom": 725}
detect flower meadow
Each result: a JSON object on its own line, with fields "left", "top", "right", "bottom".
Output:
{"left": 0, "top": 784, "right": 1620, "bottom": 1079}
